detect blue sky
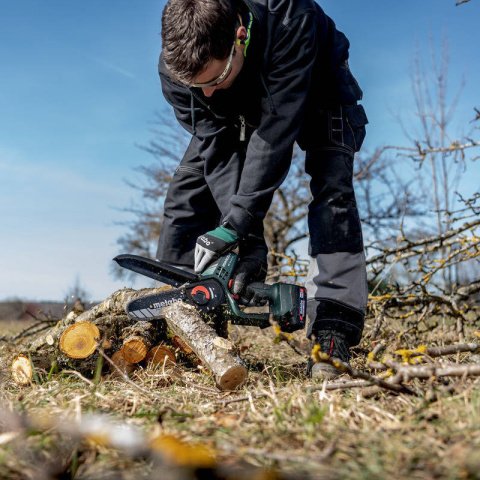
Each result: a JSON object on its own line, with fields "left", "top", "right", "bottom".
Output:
{"left": 1, "top": 0, "right": 479, "bottom": 302}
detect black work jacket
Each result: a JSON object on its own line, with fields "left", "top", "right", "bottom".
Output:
{"left": 158, "top": 0, "right": 364, "bottom": 238}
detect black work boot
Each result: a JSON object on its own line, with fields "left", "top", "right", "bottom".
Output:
{"left": 308, "top": 330, "right": 351, "bottom": 380}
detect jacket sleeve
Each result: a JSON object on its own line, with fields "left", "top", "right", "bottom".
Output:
{"left": 224, "top": 11, "right": 317, "bottom": 237}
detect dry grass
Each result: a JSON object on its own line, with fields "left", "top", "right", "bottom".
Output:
{"left": 1, "top": 317, "right": 480, "bottom": 479}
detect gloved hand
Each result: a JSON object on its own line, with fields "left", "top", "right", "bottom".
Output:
{"left": 231, "top": 256, "right": 268, "bottom": 305}
{"left": 194, "top": 225, "right": 239, "bottom": 273}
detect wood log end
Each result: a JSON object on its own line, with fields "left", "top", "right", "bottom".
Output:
{"left": 217, "top": 365, "right": 248, "bottom": 391}
{"left": 146, "top": 345, "right": 176, "bottom": 366}
{"left": 122, "top": 337, "right": 148, "bottom": 364}
{"left": 171, "top": 335, "right": 193, "bottom": 355}
{"left": 110, "top": 351, "right": 136, "bottom": 376}
{"left": 12, "top": 355, "right": 33, "bottom": 385}
{"left": 60, "top": 321, "right": 100, "bottom": 359}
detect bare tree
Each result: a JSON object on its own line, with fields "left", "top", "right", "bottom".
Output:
{"left": 64, "top": 275, "right": 90, "bottom": 312}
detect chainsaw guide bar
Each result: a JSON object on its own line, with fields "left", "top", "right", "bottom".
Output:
{"left": 126, "top": 279, "right": 226, "bottom": 319}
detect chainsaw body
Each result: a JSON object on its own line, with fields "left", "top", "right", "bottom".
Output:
{"left": 114, "top": 252, "right": 307, "bottom": 332}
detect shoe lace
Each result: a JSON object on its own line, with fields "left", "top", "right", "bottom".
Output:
{"left": 315, "top": 330, "right": 350, "bottom": 362}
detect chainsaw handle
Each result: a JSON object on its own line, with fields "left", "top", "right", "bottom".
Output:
{"left": 225, "top": 291, "right": 271, "bottom": 328}
{"left": 245, "top": 281, "right": 271, "bottom": 298}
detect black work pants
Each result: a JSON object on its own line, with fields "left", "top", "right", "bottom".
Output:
{"left": 157, "top": 105, "right": 368, "bottom": 346}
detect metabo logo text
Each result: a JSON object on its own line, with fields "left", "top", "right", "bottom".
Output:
{"left": 153, "top": 297, "right": 182, "bottom": 309}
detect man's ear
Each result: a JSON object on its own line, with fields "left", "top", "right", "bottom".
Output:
{"left": 236, "top": 26, "right": 247, "bottom": 45}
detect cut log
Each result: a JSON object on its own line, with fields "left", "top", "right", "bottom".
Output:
{"left": 171, "top": 334, "right": 202, "bottom": 367}
{"left": 122, "top": 337, "right": 149, "bottom": 363}
{"left": 121, "top": 321, "right": 157, "bottom": 363}
{"left": 60, "top": 321, "right": 100, "bottom": 359}
{"left": 110, "top": 351, "right": 136, "bottom": 376}
{"left": 11, "top": 355, "right": 33, "bottom": 385}
{"left": 146, "top": 346, "right": 176, "bottom": 367}
{"left": 172, "top": 335, "right": 193, "bottom": 355}
{"left": 163, "top": 302, "right": 247, "bottom": 390}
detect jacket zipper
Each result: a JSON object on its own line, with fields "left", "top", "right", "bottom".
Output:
{"left": 190, "top": 89, "right": 251, "bottom": 141}
{"left": 239, "top": 115, "right": 246, "bottom": 141}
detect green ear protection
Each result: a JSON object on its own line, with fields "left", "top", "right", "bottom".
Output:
{"left": 237, "top": 11, "right": 252, "bottom": 56}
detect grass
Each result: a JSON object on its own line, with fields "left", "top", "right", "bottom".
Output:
{"left": 1, "top": 317, "right": 480, "bottom": 479}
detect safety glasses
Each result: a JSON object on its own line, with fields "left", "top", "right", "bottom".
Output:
{"left": 187, "top": 42, "right": 236, "bottom": 88}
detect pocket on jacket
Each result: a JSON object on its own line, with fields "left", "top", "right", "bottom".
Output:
{"left": 344, "top": 104, "right": 368, "bottom": 152}
{"left": 336, "top": 61, "right": 364, "bottom": 104}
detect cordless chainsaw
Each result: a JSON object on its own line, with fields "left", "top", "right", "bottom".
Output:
{"left": 113, "top": 252, "right": 307, "bottom": 332}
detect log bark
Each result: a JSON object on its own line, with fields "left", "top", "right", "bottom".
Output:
{"left": 74, "top": 288, "right": 161, "bottom": 323}
{"left": 163, "top": 302, "right": 247, "bottom": 390}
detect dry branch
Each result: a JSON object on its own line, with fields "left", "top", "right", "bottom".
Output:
{"left": 395, "top": 363, "right": 480, "bottom": 380}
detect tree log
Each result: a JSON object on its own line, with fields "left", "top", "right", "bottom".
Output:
{"left": 11, "top": 355, "right": 33, "bottom": 385}
{"left": 163, "top": 302, "right": 247, "bottom": 390}
{"left": 10, "top": 311, "right": 137, "bottom": 380}
{"left": 110, "top": 351, "right": 136, "bottom": 376}
{"left": 172, "top": 335, "right": 193, "bottom": 355}
{"left": 60, "top": 321, "right": 100, "bottom": 359}
{"left": 74, "top": 288, "right": 161, "bottom": 323}
{"left": 121, "top": 320, "right": 159, "bottom": 363}
{"left": 146, "top": 346, "right": 176, "bottom": 367}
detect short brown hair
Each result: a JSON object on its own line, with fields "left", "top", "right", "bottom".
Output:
{"left": 161, "top": 0, "right": 238, "bottom": 84}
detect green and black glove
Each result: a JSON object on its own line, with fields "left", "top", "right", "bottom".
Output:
{"left": 230, "top": 257, "right": 268, "bottom": 305}
{"left": 194, "top": 225, "right": 239, "bottom": 273}
{"left": 230, "top": 237, "right": 268, "bottom": 305}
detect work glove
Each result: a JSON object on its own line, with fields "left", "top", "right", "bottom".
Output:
{"left": 194, "top": 225, "right": 239, "bottom": 273}
{"left": 230, "top": 256, "right": 268, "bottom": 305}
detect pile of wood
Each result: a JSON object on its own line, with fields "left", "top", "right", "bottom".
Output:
{"left": 10, "top": 288, "right": 247, "bottom": 391}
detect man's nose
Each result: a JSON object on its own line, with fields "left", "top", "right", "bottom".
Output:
{"left": 202, "top": 86, "right": 217, "bottom": 97}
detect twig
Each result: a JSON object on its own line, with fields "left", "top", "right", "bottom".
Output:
{"left": 214, "top": 391, "right": 269, "bottom": 407}
{"left": 167, "top": 365, "right": 221, "bottom": 394}
{"left": 323, "top": 379, "right": 369, "bottom": 390}
{"left": 96, "top": 344, "right": 166, "bottom": 400}
{"left": 417, "top": 343, "right": 480, "bottom": 358}
{"left": 366, "top": 218, "right": 480, "bottom": 265}
{"left": 62, "top": 370, "right": 95, "bottom": 387}
{"left": 9, "top": 322, "right": 52, "bottom": 342}
{"left": 269, "top": 315, "right": 307, "bottom": 356}
{"left": 396, "top": 363, "right": 480, "bottom": 380}
{"left": 311, "top": 348, "right": 416, "bottom": 395}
